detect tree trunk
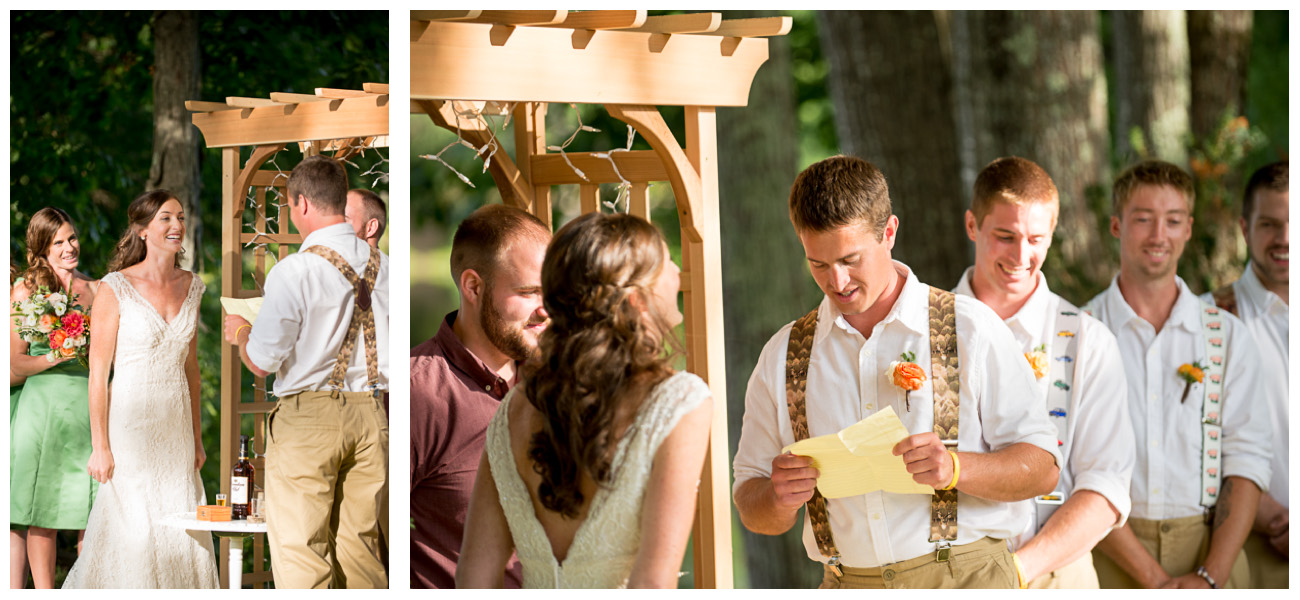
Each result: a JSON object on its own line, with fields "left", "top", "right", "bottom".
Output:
{"left": 148, "top": 10, "right": 202, "bottom": 272}
{"left": 1110, "top": 10, "right": 1190, "bottom": 167}
{"left": 819, "top": 10, "right": 968, "bottom": 289}
{"left": 1183, "top": 10, "right": 1254, "bottom": 293}
{"left": 1188, "top": 11, "right": 1253, "bottom": 141}
{"left": 952, "top": 11, "right": 1114, "bottom": 303}
{"left": 718, "top": 9, "right": 822, "bottom": 589}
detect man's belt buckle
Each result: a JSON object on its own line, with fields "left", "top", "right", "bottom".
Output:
{"left": 935, "top": 541, "right": 952, "bottom": 562}
{"left": 827, "top": 555, "right": 843, "bottom": 577}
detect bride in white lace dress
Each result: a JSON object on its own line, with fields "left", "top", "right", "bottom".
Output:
{"left": 63, "top": 191, "right": 218, "bottom": 589}
{"left": 457, "top": 212, "right": 713, "bottom": 589}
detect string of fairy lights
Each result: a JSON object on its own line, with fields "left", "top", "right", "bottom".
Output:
{"left": 422, "top": 101, "right": 644, "bottom": 213}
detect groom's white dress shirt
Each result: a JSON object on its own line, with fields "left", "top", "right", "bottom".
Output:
{"left": 733, "top": 261, "right": 1061, "bottom": 568}
{"left": 245, "top": 222, "right": 390, "bottom": 396}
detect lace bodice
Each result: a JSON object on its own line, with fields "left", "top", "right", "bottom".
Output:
{"left": 485, "top": 371, "right": 710, "bottom": 588}
{"left": 62, "top": 270, "right": 217, "bottom": 588}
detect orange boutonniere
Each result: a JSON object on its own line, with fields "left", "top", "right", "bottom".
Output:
{"left": 1177, "top": 362, "right": 1206, "bottom": 404}
{"left": 1025, "top": 344, "right": 1049, "bottom": 380}
{"left": 889, "top": 351, "right": 927, "bottom": 411}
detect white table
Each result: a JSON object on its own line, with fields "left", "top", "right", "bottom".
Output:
{"left": 163, "top": 512, "right": 268, "bottom": 590}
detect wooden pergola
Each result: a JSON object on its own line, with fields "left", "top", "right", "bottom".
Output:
{"left": 188, "top": 84, "right": 388, "bottom": 588}
{"left": 414, "top": 10, "right": 789, "bottom": 588}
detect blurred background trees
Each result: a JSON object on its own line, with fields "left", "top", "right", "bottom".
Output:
{"left": 8, "top": 10, "right": 388, "bottom": 586}
{"left": 413, "top": 9, "right": 1286, "bottom": 588}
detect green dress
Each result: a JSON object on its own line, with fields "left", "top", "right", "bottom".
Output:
{"left": 9, "top": 339, "right": 98, "bottom": 529}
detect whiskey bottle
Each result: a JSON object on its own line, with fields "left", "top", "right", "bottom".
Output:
{"left": 231, "top": 435, "right": 255, "bottom": 519}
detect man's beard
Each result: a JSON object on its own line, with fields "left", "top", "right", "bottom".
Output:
{"left": 480, "top": 293, "right": 535, "bottom": 362}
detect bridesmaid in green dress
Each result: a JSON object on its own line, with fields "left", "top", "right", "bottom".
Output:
{"left": 9, "top": 208, "right": 100, "bottom": 589}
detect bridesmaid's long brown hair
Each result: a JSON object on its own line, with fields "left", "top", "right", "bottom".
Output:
{"left": 22, "top": 207, "right": 77, "bottom": 293}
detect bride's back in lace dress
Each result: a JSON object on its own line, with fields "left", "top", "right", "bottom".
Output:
{"left": 484, "top": 371, "right": 711, "bottom": 588}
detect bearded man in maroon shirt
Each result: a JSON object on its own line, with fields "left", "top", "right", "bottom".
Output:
{"left": 409, "top": 204, "right": 550, "bottom": 588}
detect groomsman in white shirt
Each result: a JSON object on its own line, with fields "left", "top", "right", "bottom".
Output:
{"left": 1201, "top": 161, "right": 1288, "bottom": 588}
{"left": 223, "top": 155, "right": 390, "bottom": 588}
{"left": 1087, "top": 160, "right": 1271, "bottom": 589}
{"left": 954, "top": 157, "right": 1134, "bottom": 588}
{"left": 733, "top": 155, "right": 1062, "bottom": 589}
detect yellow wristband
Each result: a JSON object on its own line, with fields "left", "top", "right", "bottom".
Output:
{"left": 1012, "top": 553, "right": 1029, "bottom": 589}
{"left": 939, "top": 450, "right": 960, "bottom": 491}
{"left": 235, "top": 324, "right": 251, "bottom": 342}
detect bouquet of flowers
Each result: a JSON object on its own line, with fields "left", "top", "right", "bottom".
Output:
{"left": 11, "top": 287, "right": 90, "bottom": 367}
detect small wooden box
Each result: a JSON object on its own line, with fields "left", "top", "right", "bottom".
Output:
{"left": 197, "top": 505, "right": 232, "bottom": 522}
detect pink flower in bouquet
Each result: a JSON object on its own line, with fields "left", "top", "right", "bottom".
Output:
{"left": 61, "top": 311, "right": 86, "bottom": 339}
{"left": 37, "top": 313, "right": 58, "bottom": 334}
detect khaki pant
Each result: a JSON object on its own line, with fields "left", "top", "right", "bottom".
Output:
{"left": 266, "top": 391, "right": 389, "bottom": 589}
{"left": 818, "top": 537, "right": 1016, "bottom": 589}
{"left": 1093, "top": 515, "right": 1249, "bottom": 589}
{"left": 1026, "top": 551, "right": 1099, "bottom": 589}
{"left": 1243, "top": 530, "right": 1288, "bottom": 588}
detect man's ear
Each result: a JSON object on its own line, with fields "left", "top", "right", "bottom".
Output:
{"left": 365, "top": 218, "right": 381, "bottom": 241}
{"left": 460, "top": 269, "right": 485, "bottom": 308}
{"left": 964, "top": 210, "right": 979, "bottom": 242}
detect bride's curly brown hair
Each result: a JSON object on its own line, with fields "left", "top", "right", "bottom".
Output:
{"left": 522, "top": 212, "right": 683, "bottom": 518}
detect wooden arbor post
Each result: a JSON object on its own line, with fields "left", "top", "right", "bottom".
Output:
{"left": 413, "top": 11, "right": 790, "bottom": 588}
{"left": 189, "top": 85, "right": 389, "bottom": 588}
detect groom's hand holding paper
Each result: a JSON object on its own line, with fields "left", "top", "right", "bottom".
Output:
{"left": 782, "top": 406, "right": 935, "bottom": 499}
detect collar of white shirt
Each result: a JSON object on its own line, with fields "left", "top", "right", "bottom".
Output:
{"left": 820, "top": 261, "right": 928, "bottom": 343}
{"left": 300, "top": 222, "right": 363, "bottom": 253}
{"left": 1240, "top": 261, "right": 1287, "bottom": 314}
{"left": 1101, "top": 274, "right": 1202, "bottom": 334}
{"left": 952, "top": 267, "right": 1053, "bottom": 341}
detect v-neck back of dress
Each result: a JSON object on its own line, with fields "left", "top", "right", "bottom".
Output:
{"left": 484, "top": 370, "right": 709, "bottom": 588}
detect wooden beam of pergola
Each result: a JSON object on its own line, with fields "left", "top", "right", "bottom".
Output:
{"left": 411, "top": 20, "right": 771, "bottom": 106}
{"left": 191, "top": 85, "right": 388, "bottom": 148}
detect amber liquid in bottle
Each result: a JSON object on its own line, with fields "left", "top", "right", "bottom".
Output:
{"left": 231, "top": 435, "right": 255, "bottom": 519}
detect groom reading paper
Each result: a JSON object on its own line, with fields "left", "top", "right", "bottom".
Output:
{"left": 223, "top": 155, "right": 391, "bottom": 589}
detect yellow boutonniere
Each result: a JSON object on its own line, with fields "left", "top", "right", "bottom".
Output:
{"left": 888, "top": 351, "right": 927, "bottom": 411}
{"left": 1025, "top": 344, "right": 1049, "bottom": 380}
{"left": 1177, "top": 362, "right": 1206, "bottom": 404}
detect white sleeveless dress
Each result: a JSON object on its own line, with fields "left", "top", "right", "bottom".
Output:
{"left": 63, "top": 271, "right": 219, "bottom": 589}
{"left": 486, "top": 370, "right": 710, "bottom": 588}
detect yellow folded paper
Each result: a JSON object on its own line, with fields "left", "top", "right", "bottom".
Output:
{"left": 220, "top": 296, "right": 264, "bottom": 325}
{"left": 782, "top": 406, "right": 935, "bottom": 499}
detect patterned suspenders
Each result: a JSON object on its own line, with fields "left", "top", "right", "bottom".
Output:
{"left": 1198, "top": 304, "right": 1226, "bottom": 507}
{"left": 1034, "top": 302, "right": 1081, "bottom": 529}
{"left": 784, "top": 286, "right": 960, "bottom": 569}
{"left": 303, "top": 245, "right": 382, "bottom": 396}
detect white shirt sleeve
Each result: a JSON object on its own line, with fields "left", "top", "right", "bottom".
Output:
{"left": 1065, "top": 318, "right": 1135, "bottom": 526}
{"left": 732, "top": 325, "right": 793, "bottom": 493}
{"left": 245, "top": 256, "right": 308, "bottom": 374}
{"left": 1220, "top": 316, "right": 1273, "bottom": 492}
